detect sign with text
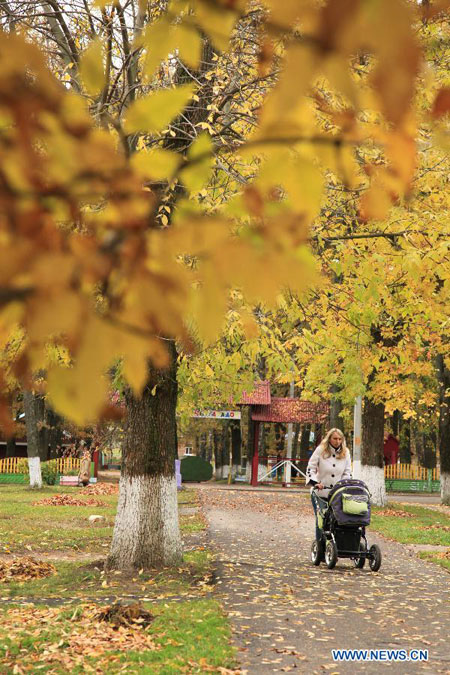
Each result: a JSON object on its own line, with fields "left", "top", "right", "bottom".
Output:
{"left": 192, "top": 410, "right": 241, "bottom": 420}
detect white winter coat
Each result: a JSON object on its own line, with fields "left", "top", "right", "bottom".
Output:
{"left": 306, "top": 445, "right": 352, "bottom": 498}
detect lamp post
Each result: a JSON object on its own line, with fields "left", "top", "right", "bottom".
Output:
{"left": 353, "top": 395, "right": 362, "bottom": 479}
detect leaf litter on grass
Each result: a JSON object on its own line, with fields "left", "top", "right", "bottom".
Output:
{"left": 33, "top": 494, "right": 107, "bottom": 507}
{"left": 376, "top": 508, "right": 416, "bottom": 518}
{"left": 84, "top": 483, "right": 119, "bottom": 496}
{"left": 0, "top": 557, "right": 56, "bottom": 583}
{"left": 0, "top": 604, "right": 158, "bottom": 672}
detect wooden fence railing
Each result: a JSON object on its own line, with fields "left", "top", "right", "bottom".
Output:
{"left": 384, "top": 464, "right": 440, "bottom": 481}
{"left": 0, "top": 457, "right": 81, "bottom": 474}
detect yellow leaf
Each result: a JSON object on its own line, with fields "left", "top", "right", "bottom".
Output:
{"left": 141, "top": 18, "right": 173, "bottom": 78}
{"left": 195, "top": 1, "right": 237, "bottom": 52}
{"left": 27, "top": 291, "right": 85, "bottom": 343}
{"left": 124, "top": 84, "right": 195, "bottom": 134}
{"left": 131, "top": 148, "right": 180, "bottom": 181}
{"left": 47, "top": 364, "right": 109, "bottom": 425}
{"left": 173, "top": 23, "right": 202, "bottom": 70}
{"left": 122, "top": 336, "right": 168, "bottom": 394}
{"left": 79, "top": 39, "right": 106, "bottom": 96}
{"left": 180, "top": 132, "right": 213, "bottom": 192}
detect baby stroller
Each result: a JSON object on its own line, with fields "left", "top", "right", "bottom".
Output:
{"left": 310, "top": 479, "right": 382, "bottom": 571}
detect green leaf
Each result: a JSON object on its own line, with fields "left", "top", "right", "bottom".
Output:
{"left": 124, "top": 84, "right": 195, "bottom": 134}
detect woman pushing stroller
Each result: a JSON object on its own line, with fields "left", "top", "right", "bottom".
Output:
{"left": 305, "top": 427, "right": 382, "bottom": 570}
{"left": 306, "top": 428, "right": 352, "bottom": 539}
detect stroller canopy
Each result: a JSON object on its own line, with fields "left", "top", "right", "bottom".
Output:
{"left": 328, "top": 479, "right": 371, "bottom": 526}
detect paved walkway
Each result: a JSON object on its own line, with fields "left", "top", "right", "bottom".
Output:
{"left": 198, "top": 486, "right": 450, "bottom": 674}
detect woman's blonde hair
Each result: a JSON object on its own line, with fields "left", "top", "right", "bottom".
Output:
{"left": 318, "top": 428, "right": 349, "bottom": 459}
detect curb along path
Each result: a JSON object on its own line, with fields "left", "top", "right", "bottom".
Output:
{"left": 198, "top": 486, "right": 450, "bottom": 674}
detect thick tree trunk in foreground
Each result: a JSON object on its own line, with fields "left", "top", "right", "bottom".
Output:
{"left": 23, "top": 390, "right": 47, "bottom": 488}
{"left": 106, "top": 342, "right": 182, "bottom": 570}
{"left": 437, "top": 355, "right": 450, "bottom": 503}
{"left": 361, "top": 397, "right": 386, "bottom": 506}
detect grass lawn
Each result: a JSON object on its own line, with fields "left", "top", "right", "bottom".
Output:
{"left": 0, "top": 485, "right": 117, "bottom": 554}
{"left": 0, "top": 485, "right": 204, "bottom": 554}
{"left": 372, "top": 502, "right": 450, "bottom": 546}
{"left": 0, "top": 549, "right": 213, "bottom": 602}
{"left": 0, "top": 485, "right": 236, "bottom": 673}
{"left": 0, "top": 598, "right": 235, "bottom": 674}
{"left": 418, "top": 550, "right": 450, "bottom": 572}
{"left": 372, "top": 502, "right": 450, "bottom": 572}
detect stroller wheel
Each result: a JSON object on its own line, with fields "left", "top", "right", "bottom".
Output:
{"left": 354, "top": 542, "right": 366, "bottom": 569}
{"left": 325, "top": 540, "right": 338, "bottom": 569}
{"left": 369, "top": 544, "right": 382, "bottom": 572}
{"left": 311, "top": 539, "right": 324, "bottom": 566}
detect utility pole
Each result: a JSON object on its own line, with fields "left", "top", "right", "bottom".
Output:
{"left": 285, "top": 378, "right": 295, "bottom": 486}
{"left": 353, "top": 395, "right": 362, "bottom": 479}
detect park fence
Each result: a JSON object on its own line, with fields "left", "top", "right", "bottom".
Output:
{"left": 384, "top": 464, "right": 440, "bottom": 481}
{"left": 0, "top": 457, "right": 81, "bottom": 483}
{"left": 384, "top": 463, "right": 440, "bottom": 493}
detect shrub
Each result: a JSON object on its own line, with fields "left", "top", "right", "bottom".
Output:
{"left": 41, "top": 459, "right": 59, "bottom": 485}
{"left": 180, "top": 456, "right": 213, "bottom": 482}
{"left": 16, "top": 458, "right": 28, "bottom": 474}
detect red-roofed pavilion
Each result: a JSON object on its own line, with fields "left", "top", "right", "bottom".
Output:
{"left": 238, "top": 384, "right": 329, "bottom": 486}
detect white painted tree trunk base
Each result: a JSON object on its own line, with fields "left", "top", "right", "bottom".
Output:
{"left": 360, "top": 464, "right": 387, "bottom": 506}
{"left": 106, "top": 474, "right": 182, "bottom": 571}
{"left": 28, "top": 457, "right": 42, "bottom": 488}
{"left": 441, "top": 472, "right": 450, "bottom": 504}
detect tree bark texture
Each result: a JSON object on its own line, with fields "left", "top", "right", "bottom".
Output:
{"left": 5, "top": 436, "right": 16, "bottom": 458}
{"left": 329, "top": 390, "right": 344, "bottom": 431}
{"left": 107, "top": 342, "right": 182, "bottom": 570}
{"left": 23, "top": 390, "right": 49, "bottom": 487}
{"left": 231, "top": 421, "right": 241, "bottom": 475}
{"left": 292, "top": 423, "right": 300, "bottom": 459}
{"left": 361, "top": 397, "right": 386, "bottom": 506}
{"left": 299, "top": 424, "right": 311, "bottom": 462}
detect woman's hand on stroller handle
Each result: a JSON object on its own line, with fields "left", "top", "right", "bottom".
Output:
{"left": 313, "top": 482, "right": 325, "bottom": 490}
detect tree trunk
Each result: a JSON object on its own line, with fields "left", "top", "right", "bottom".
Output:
{"left": 292, "top": 423, "right": 300, "bottom": 459}
{"left": 5, "top": 436, "right": 16, "bottom": 458}
{"left": 392, "top": 410, "right": 400, "bottom": 437}
{"left": 360, "top": 397, "right": 386, "bottom": 506}
{"left": 213, "top": 429, "right": 222, "bottom": 478}
{"left": 23, "top": 390, "right": 49, "bottom": 488}
{"left": 299, "top": 424, "right": 311, "bottom": 463}
{"left": 106, "top": 342, "right": 182, "bottom": 570}
{"left": 241, "top": 405, "right": 253, "bottom": 466}
{"left": 275, "top": 423, "right": 285, "bottom": 454}
{"left": 199, "top": 432, "right": 207, "bottom": 461}
{"left": 399, "top": 414, "right": 411, "bottom": 463}
{"left": 231, "top": 421, "right": 241, "bottom": 476}
{"left": 329, "top": 389, "right": 344, "bottom": 431}
{"left": 437, "top": 354, "right": 450, "bottom": 503}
